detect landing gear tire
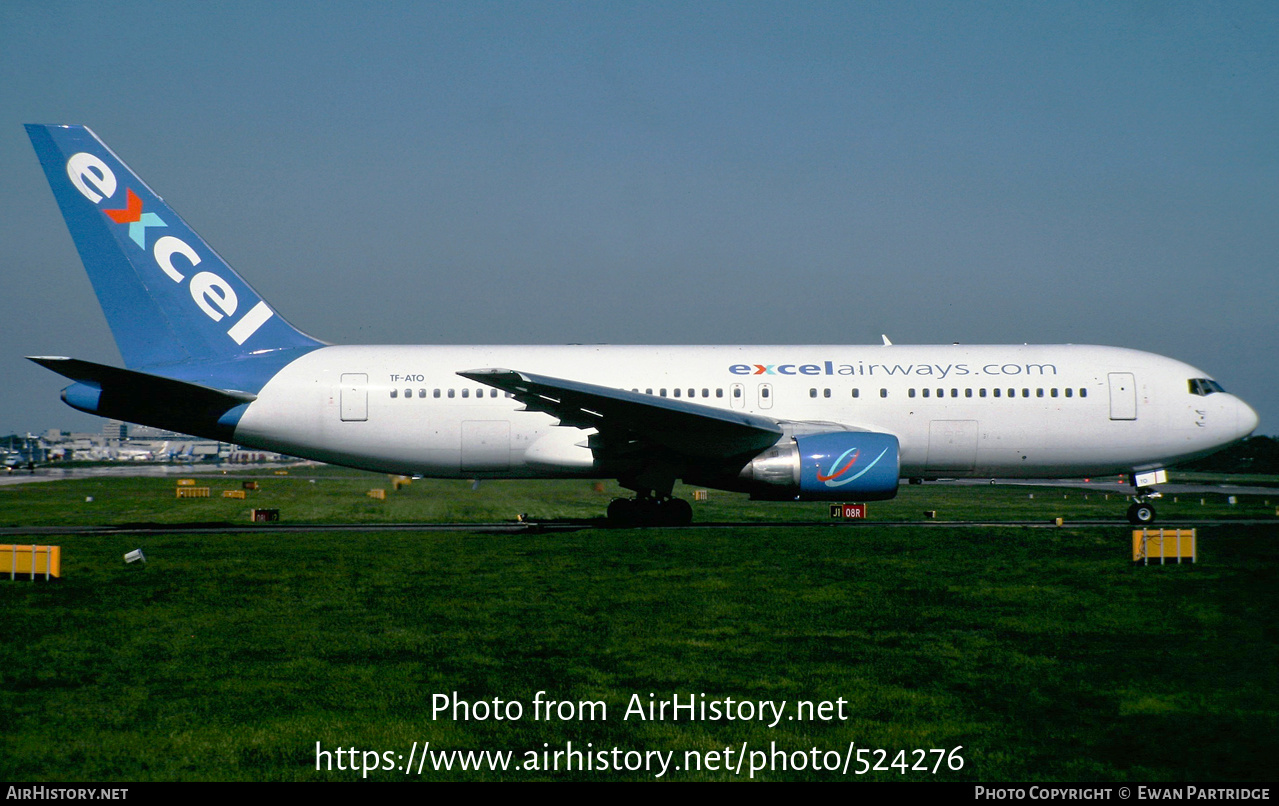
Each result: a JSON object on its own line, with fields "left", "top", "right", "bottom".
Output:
{"left": 1127, "top": 502, "right": 1156, "bottom": 525}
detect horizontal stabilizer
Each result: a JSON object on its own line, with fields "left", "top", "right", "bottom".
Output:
{"left": 28, "top": 356, "right": 254, "bottom": 441}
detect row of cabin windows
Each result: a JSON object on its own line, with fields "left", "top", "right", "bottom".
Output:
{"left": 626, "top": 387, "right": 894, "bottom": 399}
{"left": 394, "top": 385, "right": 869, "bottom": 401}
{"left": 391, "top": 388, "right": 512, "bottom": 399}
{"left": 804, "top": 387, "right": 1089, "bottom": 399}
{"left": 395, "top": 386, "right": 898, "bottom": 400}
{"left": 901, "top": 387, "right": 1087, "bottom": 399}
{"left": 391, "top": 386, "right": 739, "bottom": 401}
{"left": 391, "top": 385, "right": 1088, "bottom": 402}
{"left": 631, "top": 387, "right": 728, "bottom": 399}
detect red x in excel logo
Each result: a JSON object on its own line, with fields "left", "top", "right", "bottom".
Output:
{"left": 102, "top": 188, "right": 167, "bottom": 248}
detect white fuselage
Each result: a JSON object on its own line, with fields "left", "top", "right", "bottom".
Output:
{"left": 231, "top": 343, "right": 1257, "bottom": 480}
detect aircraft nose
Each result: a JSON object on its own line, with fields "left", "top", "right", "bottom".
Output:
{"left": 1236, "top": 397, "right": 1260, "bottom": 439}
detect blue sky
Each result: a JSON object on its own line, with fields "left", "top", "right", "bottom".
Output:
{"left": 2, "top": 1, "right": 1276, "bottom": 434}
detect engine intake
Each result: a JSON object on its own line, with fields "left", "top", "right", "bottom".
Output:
{"left": 738, "top": 431, "right": 900, "bottom": 501}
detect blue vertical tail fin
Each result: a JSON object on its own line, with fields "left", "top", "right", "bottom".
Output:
{"left": 25, "top": 124, "right": 324, "bottom": 372}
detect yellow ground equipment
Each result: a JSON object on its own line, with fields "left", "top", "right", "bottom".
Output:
{"left": 1132, "top": 528, "right": 1196, "bottom": 565}
{"left": 3, "top": 544, "right": 62, "bottom": 580}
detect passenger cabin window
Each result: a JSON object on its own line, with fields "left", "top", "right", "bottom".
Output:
{"left": 852, "top": 388, "right": 860, "bottom": 398}
{"left": 390, "top": 389, "right": 398, "bottom": 398}
{"left": 880, "top": 388, "right": 887, "bottom": 398}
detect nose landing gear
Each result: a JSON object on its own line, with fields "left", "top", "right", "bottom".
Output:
{"left": 1126, "top": 487, "right": 1162, "bottom": 525}
{"left": 1127, "top": 501, "right": 1157, "bottom": 525}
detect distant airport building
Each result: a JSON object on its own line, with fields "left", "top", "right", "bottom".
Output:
{"left": 128, "top": 425, "right": 190, "bottom": 440}
{"left": 7, "top": 423, "right": 275, "bottom": 465}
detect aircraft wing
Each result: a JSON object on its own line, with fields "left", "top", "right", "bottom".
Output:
{"left": 458, "top": 368, "right": 783, "bottom": 459}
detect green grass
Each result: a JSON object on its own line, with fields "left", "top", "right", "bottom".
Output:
{"left": 0, "top": 473, "right": 1276, "bottom": 781}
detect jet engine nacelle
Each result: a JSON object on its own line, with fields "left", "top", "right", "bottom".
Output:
{"left": 738, "top": 431, "right": 900, "bottom": 501}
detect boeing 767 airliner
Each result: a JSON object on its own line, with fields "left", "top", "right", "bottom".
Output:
{"left": 24, "top": 125, "right": 1259, "bottom": 526}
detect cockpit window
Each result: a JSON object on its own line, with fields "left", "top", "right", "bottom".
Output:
{"left": 1189, "top": 378, "right": 1225, "bottom": 396}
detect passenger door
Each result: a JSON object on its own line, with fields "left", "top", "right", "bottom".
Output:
{"left": 340, "top": 373, "right": 368, "bottom": 422}
{"left": 1108, "top": 373, "right": 1137, "bottom": 421}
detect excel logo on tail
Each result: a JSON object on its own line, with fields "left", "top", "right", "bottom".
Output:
{"left": 103, "top": 188, "right": 167, "bottom": 248}
{"left": 66, "top": 151, "right": 274, "bottom": 346}
{"left": 816, "top": 446, "right": 890, "bottom": 488}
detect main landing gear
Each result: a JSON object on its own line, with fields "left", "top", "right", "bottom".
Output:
{"left": 607, "top": 496, "right": 693, "bottom": 527}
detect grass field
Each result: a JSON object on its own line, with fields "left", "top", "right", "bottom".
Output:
{"left": 1, "top": 469, "right": 1276, "bottom": 781}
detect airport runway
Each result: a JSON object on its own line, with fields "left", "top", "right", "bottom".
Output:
{"left": 7, "top": 465, "right": 1274, "bottom": 496}
{"left": 3, "top": 465, "right": 1272, "bottom": 536}
{"left": 4, "top": 518, "right": 1277, "bottom": 538}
